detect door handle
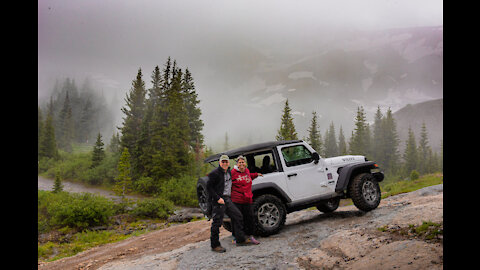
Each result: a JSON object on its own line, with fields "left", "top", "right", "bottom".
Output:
{"left": 287, "top": 173, "right": 297, "bottom": 178}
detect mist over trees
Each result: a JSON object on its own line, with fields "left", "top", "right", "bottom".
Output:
{"left": 38, "top": 77, "right": 115, "bottom": 155}
{"left": 38, "top": 57, "right": 207, "bottom": 205}
{"left": 278, "top": 101, "right": 442, "bottom": 177}
{"left": 38, "top": 56, "right": 441, "bottom": 203}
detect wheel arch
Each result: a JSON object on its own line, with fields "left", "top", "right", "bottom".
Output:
{"left": 252, "top": 182, "right": 291, "bottom": 204}
{"left": 335, "top": 161, "right": 379, "bottom": 193}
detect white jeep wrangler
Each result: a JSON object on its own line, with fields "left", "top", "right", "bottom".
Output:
{"left": 197, "top": 140, "right": 384, "bottom": 236}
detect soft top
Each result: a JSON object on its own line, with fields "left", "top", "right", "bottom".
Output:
{"left": 204, "top": 140, "right": 303, "bottom": 163}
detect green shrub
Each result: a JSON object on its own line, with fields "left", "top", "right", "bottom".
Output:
{"left": 410, "top": 170, "right": 420, "bottom": 180}
{"left": 131, "top": 197, "right": 174, "bottom": 219}
{"left": 39, "top": 150, "right": 119, "bottom": 187}
{"left": 39, "top": 190, "right": 115, "bottom": 231}
{"left": 51, "top": 193, "right": 115, "bottom": 229}
{"left": 134, "top": 176, "right": 159, "bottom": 194}
{"left": 160, "top": 174, "right": 198, "bottom": 207}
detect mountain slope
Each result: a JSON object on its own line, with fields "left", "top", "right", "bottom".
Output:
{"left": 393, "top": 98, "right": 443, "bottom": 153}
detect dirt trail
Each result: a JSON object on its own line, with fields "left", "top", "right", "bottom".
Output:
{"left": 39, "top": 184, "right": 443, "bottom": 270}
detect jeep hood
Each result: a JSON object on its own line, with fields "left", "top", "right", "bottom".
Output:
{"left": 324, "top": 155, "right": 366, "bottom": 167}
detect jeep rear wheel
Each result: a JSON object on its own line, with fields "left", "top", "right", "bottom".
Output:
{"left": 252, "top": 194, "right": 286, "bottom": 236}
{"left": 349, "top": 173, "right": 381, "bottom": 212}
{"left": 196, "top": 180, "right": 211, "bottom": 218}
{"left": 316, "top": 197, "right": 340, "bottom": 213}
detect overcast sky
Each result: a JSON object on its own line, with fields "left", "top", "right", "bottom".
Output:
{"left": 38, "top": 0, "right": 443, "bottom": 149}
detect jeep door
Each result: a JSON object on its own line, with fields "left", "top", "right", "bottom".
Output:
{"left": 277, "top": 142, "right": 329, "bottom": 200}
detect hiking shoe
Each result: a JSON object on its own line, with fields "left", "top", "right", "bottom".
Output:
{"left": 236, "top": 238, "right": 254, "bottom": 246}
{"left": 211, "top": 246, "right": 226, "bottom": 253}
{"left": 250, "top": 236, "right": 260, "bottom": 245}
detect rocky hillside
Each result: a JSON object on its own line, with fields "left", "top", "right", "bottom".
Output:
{"left": 39, "top": 184, "right": 443, "bottom": 270}
{"left": 197, "top": 26, "right": 443, "bottom": 146}
{"left": 393, "top": 98, "right": 443, "bottom": 153}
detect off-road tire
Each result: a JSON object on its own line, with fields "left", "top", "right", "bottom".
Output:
{"left": 196, "top": 179, "right": 211, "bottom": 218}
{"left": 316, "top": 197, "right": 341, "bottom": 213}
{"left": 252, "top": 194, "right": 286, "bottom": 236}
{"left": 349, "top": 173, "right": 381, "bottom": 212}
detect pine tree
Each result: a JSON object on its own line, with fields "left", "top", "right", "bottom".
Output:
{"left": 114, "top": 147, "right": 133, "bottom": 199}
{"left": 120, "top": 68, "right": 147, "bottom": 176}
{"left": 417, "top": 122, "right": 430, "bottom": 174}
{"left": 78, "top": 97, "right": 94, "bottom": 143}
{"left": 52, "top": 171, "right": 64, "bottom": 193}
{"left": 382, "top": 108, "right": 400, "bottom": 173}
{"left": 403, "top": 127, "right": 418, "bottom": 176}
{"left": 372, "top": 106, "right": 384, "bottom": 162}
{"left": 150, "top": 63, "right": 191, "bottom": 180}
{"left": 138, "top": 66, "right": 163, "bottom": 177}
{"left": 276, "top": 99, "right": 298, "bottom": 141}
{"left": 307, "top": 111, "right": 322, "bottom": 153}
{"left": 38, "top": 107, "right": 44, "bottom": 157}
{"left": 349, "top": 106, "right": 368, "bottom": 155}
{"left": 107, "top": 132, "right": 121, "bottom": 154}
{"left": 364, "top": 123, "right": 372, "bottom": 159}
{"left": 149, "top": 60, "right": 172, "bottom": 178}
{"left": 39, "top": 99, "right": 59, "bottom": 159}
{"left": 182, "top": 68, "right": 204, "bottom": 152}
{"left": 58, "top": 91, "right": 74, "bottom": 152}
{"left": 91, "top": 133, "right": 105, "bottom": 168}
{"left": 324, "top": 122, "right": 339, "bottom": 158}
{"left": 338, "top": 126, "right": 348, "bottom": 155}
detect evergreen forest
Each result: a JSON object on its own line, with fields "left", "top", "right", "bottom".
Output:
{"left": 38, "top": 58, "right": 443, "bottom": 208}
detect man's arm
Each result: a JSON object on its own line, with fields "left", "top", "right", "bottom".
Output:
{"left": 206, "top": 171, "right": 223, "bottom": 203}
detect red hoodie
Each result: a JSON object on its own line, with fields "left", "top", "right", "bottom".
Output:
{"left": 231, "top": 166, "right": 259, "bottom": 204}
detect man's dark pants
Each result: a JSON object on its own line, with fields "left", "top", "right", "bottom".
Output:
{"left": 210, "top": 196, "right": 246, "bottom": 248}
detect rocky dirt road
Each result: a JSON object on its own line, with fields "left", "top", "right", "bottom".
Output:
{"left": 39, "top": 184, "right": 443, "bottom": 270}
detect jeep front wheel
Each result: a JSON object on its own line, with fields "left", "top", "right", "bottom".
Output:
{"left": 252, "top": 194, "right": 286, "bottom": 236}
{"left": 349, "top": 173, "right": 381, "bottom": 212}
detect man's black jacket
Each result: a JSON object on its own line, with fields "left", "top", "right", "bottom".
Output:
{"left": 206, "top": 166, "right": 231, "bottom": 202}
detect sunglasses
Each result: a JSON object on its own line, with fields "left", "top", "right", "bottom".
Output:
{"left": 220, "top": 160, "right": 229, "bottom": 163}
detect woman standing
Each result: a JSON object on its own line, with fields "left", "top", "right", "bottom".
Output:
{"left": 231, "top": 155, "right": 262, "bottom": 244}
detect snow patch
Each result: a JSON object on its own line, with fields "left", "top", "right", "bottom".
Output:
{"left": 288, "top": 71, "right": 317, "bottom": 80}
{"left": 265, "top": 83, "right": 285, "bottom": 93}
{"left": 248, "top": 93, "right": 287, "bottom": 108}
{"left": 292, "top": 111, "right": 305, "bottom": 117}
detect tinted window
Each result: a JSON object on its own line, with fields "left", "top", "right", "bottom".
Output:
{"left": 246, "top": 151, "right": 277, "bottom": 174}
{"left": 281, "top": 145, "right": 313, "bottom": 167}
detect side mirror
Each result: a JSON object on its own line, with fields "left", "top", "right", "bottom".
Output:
{"left": 312, "top": 152, "right": 320, "bottom": 164}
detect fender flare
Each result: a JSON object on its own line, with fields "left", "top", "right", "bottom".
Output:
{"left": 252, "top": 182, "right": 292, "bottom": 203}
{"left": 335, "top": 161, "right": 383, "bottom": 193}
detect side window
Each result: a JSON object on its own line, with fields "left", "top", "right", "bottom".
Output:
{"left": 246, "top": 151, "right": 277, "bottom": 174}
{"left": 281, "top": 145, "right": 313, "bottom": 167}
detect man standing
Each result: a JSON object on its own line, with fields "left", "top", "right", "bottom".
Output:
{"left": 207, "top": 154, "right": 252, "bottom": 252}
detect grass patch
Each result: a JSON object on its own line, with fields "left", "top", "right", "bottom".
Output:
{"left": 37, "top": 222, "right": 164, "bottom": 263}
{"left": 377, "top": 221, "right": 443, "bottom": 242}
{"left": 38, "top": 230, "right": 132, "bottom": 262}
{"left": 413, "top": 221, "right": 443, "bottom": 240}
{"left": 380, "top": 172, "right": 443, "bottom": 199}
